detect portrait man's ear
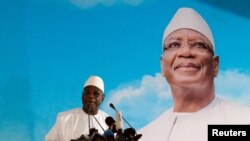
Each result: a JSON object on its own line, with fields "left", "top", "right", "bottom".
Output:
{"left": 160, "top": 55, "right": 166, "bottom": 77}
{"left": 213, "top": 56, "right": 219, "bottom": 77}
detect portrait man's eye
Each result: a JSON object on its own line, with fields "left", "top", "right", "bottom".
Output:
{"left": 168, "top": 42, "right": 180, "bottom": 49}
{"left": 192, "top": 42, "right": 209, "bottom": 49}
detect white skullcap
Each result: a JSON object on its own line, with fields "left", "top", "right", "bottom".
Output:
{"left": 84, "top": 75, "right": 104, "bottom": 93}
{"left": 162, "top": 7, "right": 215, "bottom": 51}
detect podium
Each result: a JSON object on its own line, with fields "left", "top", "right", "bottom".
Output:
{"left": 71, "top": 128, "right": 142, "bottom": 141}
{"left": 70, "top": 133, "right": 115, "bottom": 141}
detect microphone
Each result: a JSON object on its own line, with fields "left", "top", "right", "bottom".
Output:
{"left": 105, "top": 116, "right": 116, "bottom": 127}
{"left": 87, "top": 105, "right": 105, "bottom": 135}
{"left": 87, "top": 105, "right": 92, "bottom": 136}
{"left": 92, "top": 115, "right": 105, "bottom": 133}
{"left": 104, "top": 116, "right": 116, "bottom": 138}
{"left": 109, "top": 103, "right": 117, "bottom": 111}
{"left": 109, "top": 103, "right": 134, "bottom": 129}
{"left": 109, "top": 103, "right": 143, "bottom": 141}
{"left": 124, "top": 128, "right": 142, "bottom": 140}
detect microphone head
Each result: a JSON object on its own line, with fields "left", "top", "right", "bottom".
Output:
{"left": 109, "top": 103, "right": 116, "bottom": 111}
{"left": 124, "top": 128, "right": 136, "bottom": 137}
{"left": 105, "top": 116, "right": 115, "bottom": 127}
{"left": 104, "top": 129, "right": 114, "bottom": 137}
{"left": 124, "top": 128, "right": 142, "bottom": 140}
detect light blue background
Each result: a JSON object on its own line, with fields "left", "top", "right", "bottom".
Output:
{"left": 1, "top": 0, "right": 250, "bottom": 140}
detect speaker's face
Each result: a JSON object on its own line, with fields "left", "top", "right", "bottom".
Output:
{"left": 82, "top": 86, "right": 104, "bottom": 115}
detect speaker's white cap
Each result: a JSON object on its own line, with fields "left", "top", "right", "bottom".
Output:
{"left": 84, "top": 75, "right": 104, "bottom": 93}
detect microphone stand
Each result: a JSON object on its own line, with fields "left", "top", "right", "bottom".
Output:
{"left": 110, "top": 104, "right": 134, "bottom": 129}
{"left": 92, "top": 115, "right": 105, "bottom": 133}
{"left": 109, "top": 103, "right": 142, "bottom": 141}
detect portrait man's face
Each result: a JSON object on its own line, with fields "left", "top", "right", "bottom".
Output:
{"left": 161, "top": 29, "right": 219, "bottom": 88}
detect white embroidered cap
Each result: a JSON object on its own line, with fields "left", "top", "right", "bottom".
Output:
{"left": 84, "top": 75, "right": 104, "bottom": 93}
{"left": 162, "top": 7, "right": 215, "bottom": 51}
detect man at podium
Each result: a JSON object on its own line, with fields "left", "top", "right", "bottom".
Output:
{"left": 45, "top": 75, "right": 109, "bottom": 141}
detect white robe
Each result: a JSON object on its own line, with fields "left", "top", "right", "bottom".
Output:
{"left": 139, "top": 96, "right": 250, "bottom": 141}
{"left": 45, "top": 108, "right": 109, "bottom": 141}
